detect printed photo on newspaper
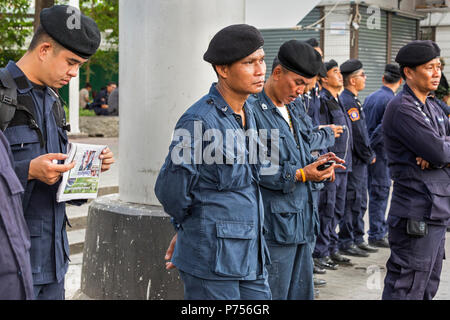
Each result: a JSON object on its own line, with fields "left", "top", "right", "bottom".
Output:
{"left": 56, "top": 142, "right": 107, "bottom": 202}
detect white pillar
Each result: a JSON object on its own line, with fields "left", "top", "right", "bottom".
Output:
{"left": 68, "top": 0, "right": 80, "bottom": 134}
{"left": 118, "top": 0, "right": 245, "bottom": 205}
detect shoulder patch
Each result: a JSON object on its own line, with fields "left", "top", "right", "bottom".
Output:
{"left": 347, "top": 107, "right": 360, "bottom": 121}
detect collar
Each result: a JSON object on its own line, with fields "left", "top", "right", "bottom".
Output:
{"left": 403, "top": 83, "right": 426, "bottom": 108}
{"left": 381, "top": 85, "right": 395, "bottom": 95}
{"left": 343, "top": 88, "right": 357, "bottom": 99}
{"left": 208, "top": 83, "right": 251, "bottom": 117}
{"left": 6, "top": 61, "right": 34, "bottom": 94}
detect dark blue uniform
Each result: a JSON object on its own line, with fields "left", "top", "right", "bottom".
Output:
{"left": 382, "top": 84, "right": 450, "bottom": 300}
{"left": 2, "top": 61, "right": 72, "bottom": 299}
{"left": 338, "top": 89, "right": 376, "bottom": 249}
{"left": 0, "top": 130, "right": 34, "bottom": 300}
{"left": 313, "top": 88, "right": 353, "bottom": 259}
{"left": 155, "top": 84, "right": 271, "bottom": 300}
{"left": 304, "top": 84, "right": 322, "bottom": 127}
{"left": 91, "top": 89, "right": 110, "bottom": 116}
{"left": 364, "top": 86, "right": 396, "bottom": 242}
{"left": 249, "top": 91, "right": 334, "bottom": 300}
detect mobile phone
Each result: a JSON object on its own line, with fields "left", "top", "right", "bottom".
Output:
{"left": 317, "top": 160, "right": 335, "bottom": 171}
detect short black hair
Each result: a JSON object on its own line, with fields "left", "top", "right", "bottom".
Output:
{"left": 28, "top": 24, "right": 62, "bottom": 53}
{"left": 384, "top": 73, "right": 401, "bottom": 84}
{"left": 399, "top": 65, "right": 416, "bottom": 80}
{"left": 85, "top": 82, "right": 92, "bottom": 88}
{"left": 305, "top": 38, "right": 320, "bottom": 48}
{"left": 107, "top": 82, "right": 117, "bottom": 87}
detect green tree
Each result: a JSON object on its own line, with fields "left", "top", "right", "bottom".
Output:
{"left": 0, "top": 0, "right": 32, "bottom": 66}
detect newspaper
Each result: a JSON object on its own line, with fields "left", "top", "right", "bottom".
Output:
{"left": 56, "top": 142, "right": 107, "bottom": 202}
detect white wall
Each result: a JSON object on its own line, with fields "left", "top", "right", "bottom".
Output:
{"left": 436, "top": 25, "right": 450, "bottom": 79}
{"left": 324, "top": 4, "right": 351, "bottom": 64}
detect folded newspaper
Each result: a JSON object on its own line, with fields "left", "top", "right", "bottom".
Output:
{"left": 56, "top": 142, "right": 107, "bottom": 202}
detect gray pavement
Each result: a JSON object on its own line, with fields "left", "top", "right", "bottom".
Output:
{"left": 63, "top": 136, "right": 450, "bottom": 300}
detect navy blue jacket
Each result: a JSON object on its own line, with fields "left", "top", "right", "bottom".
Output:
{"left": 155, "top": 84, "right": 269, "bottom": 280}
{"left": 2, "top": 61, "right": 71, "bottom": 285}
{"left": 340, "top": 88, "right": 376, "bottom": 165}
{"left": 304, "top": 84, "right": 321, "bottom": 127}
{"left": 319, "top": 88, "right": 353, "bottom": 172}
{"left": 383, "top": 84, "right": 450, "bottom": 224}
{"left": 0, "top": 130, "right": 34, "bottom": 299}
{"left": 248, "top": 90, "right": 334, "bottom": 245}
{"left": 364, "top": 86, "right": 396, "bottom": 161}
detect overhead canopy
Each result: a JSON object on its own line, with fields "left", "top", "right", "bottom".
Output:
{"left": 245, "top": 0, "right": 322, "bottom": 29}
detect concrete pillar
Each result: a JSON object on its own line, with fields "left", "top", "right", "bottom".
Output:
{"left": 80, "top": 0, "right": 245, "bottom": 300}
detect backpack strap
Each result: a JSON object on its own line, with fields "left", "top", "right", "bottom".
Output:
{"left": 0, "top": 68, "right": 19, "bottom": 131}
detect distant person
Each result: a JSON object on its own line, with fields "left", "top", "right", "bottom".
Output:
{"left": 79, "top": 82, "right": 92, "bottom": 109}
{"left": 92, "top": 82, "right": 117, "bottom": 115}
{"left": 108, "top": 86, "right": 119, "bottom": 116}
{"left": 435, "top": 57, "right": 449, "bottom": 103}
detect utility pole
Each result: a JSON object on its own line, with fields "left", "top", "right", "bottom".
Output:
{"left": 33, "top": 0, "right": 55, "bottom": 31}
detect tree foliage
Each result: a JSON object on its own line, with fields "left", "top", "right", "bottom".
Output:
{"left": 0, "top": 0, "right": 32, "bottom": 66}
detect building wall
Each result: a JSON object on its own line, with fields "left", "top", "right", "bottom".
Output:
{"left": 323, "top": 4, "right": 351, "bottom": 64}
{"left": 436, "top": 25, "right": 450, "bottom": 80}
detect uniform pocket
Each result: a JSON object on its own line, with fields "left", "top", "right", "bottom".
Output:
{"left": 26, "top": 218, "right": 42, "bottom": 273}
{"left": 269, "top": 200, "right": 303, "bottom": 244}
{"left": 4, "top": 125, "right": 40, "bottom": 162}
{"left": 214, "top": 221, "right": 256, "bottom": 277}
{"left": 424, "top": 182, "right": 450, "bottom": 221}
{"left": 0, "top": 166, "right": 23, "bottom": 195}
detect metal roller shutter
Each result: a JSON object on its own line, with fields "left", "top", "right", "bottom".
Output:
{"left": 390, "top": 14, "right": 418, "bottom": 62}
{"left": 358, "top": 6, "right": 388, "bottom": 101}
{"left": 260, "top": 7, "right": 321, "bottom": 79}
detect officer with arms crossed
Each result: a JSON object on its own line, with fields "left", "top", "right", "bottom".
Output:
{"left": 156, "top": 24, "right": 271, "bottom": 300}
{"left": 382, "top": 40, "right": 450, "bottom": 300}
{"left": 248, "top": 40, "right": 344, "bottom": 299}
{"left": 0, "top": 5, "right": 115, "bottom": 299}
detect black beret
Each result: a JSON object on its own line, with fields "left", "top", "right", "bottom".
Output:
{"left": 395, "top": 40, "right": 440, "bottom": 67}
{"left": 203, "top": 24, "right": 264, "bottom": 65}
{"left": 318, "top": 61, "right": 327, "bottom": 77}
{"left": 40, "top": 5, "right": 101, "bottom": 59}
{"left": 305, "top": 38, "right": 320, "bottom": 48}
{"left": 340, "top": 59, "right": 363, "bottom": 75}
{"left": 277, "top": 40, "right": 322, "bottom": 79}
{"left": 384, "top": 64, "right": 401, "bottom": 79}
{"left": 324, "top": 59, "right": 338, "bottom": 72}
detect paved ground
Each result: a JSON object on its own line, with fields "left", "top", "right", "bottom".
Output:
{"left": 64, "top": 136, "right": 450, "bottom": 300}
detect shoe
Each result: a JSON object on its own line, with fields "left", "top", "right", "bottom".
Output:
{"left": 314, "top": 288, "right": 320, "bottom": 298}
{"left": 314, "top": 257, "right": 338, "bottom": 270}
{"left": 357, "top": 241, "right": 379, "bottom": 253}
{"left": 314, "top": 277, "right": 327, "bottom": 287}
{"left": 330, "top": 252, "right": 354, "bottom": 266}
{"left": 447, "top": 226, "right": 450, "bottom": 232}
{"left": 340, "top": 244, "right": 370, "bottom": 257}
{"left": 313, "top": 265, "right": 327, "bottom": 274}
{"left": 324, "top": 256, "right": 339, "bottom": 269}
{"left": 369, "top": 237, "right": 390, "bottom": 248}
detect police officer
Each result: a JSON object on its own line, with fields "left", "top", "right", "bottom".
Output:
{"left": 382, "top": 40, "right": 450, "bottom": 300}
{"left": 364, "top": 64, "right": 402, "bottom": 248}
{"left": 0, "top": 130, "right": 33, "bottom": 300}
{"left": 313, "top": 60, "right": 354, "bottom": 270}
{"left": 0, "top": 5, "right": 115, "bottom": 299}
{"left": 338, "top": 59, "right": 377, "bottom": 257}
{"left": 156, "top": 24, "right": 271, "bottom": 300}
{"left": 248, "top": 40, "right": 344, "bottom": 300}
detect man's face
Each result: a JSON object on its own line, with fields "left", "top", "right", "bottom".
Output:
{"left": 325, "top": 67, "right": 343, "bottom": 89}
{"left": 41, "top": 43, "right": 88, "bottom": 88}
{"left": 275, "top": 67, "right": 312, "bottom": 104}
{"left": 107, "top": 84, "right": 117, "bottom": 93}
{"left": 407, "top": 58, "right": 441, "bottom": 92}
{"left": 350, "top": 69, "right": 366, "bottom": 92}
{"left": 220, "top": 48, "right": 266, "bottom": 95}
{"left": 305, "top": 76, "right": 318, "bottom": 92}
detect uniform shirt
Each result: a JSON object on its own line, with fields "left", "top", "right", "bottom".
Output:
{"left": 0, "top": 130, "right": 34, "bottom": 299}
{"left": 364, "top": 86, "right": 396, "bottom": 161}
{"left": 3, "top": 61, "right": 70, "bottom": 285}
{"left": 155, "top": 84, "right": 268, "bottom": 281}
{"left": 249, "top": 89, "right": 321, "bottom": 245}
{"left": 383, "top": 83, "right": 450, "bottom": 224}
{"left": 319, "top": 87, "right": 353, "bottom": 172}
{"left": 340, "top": 88, "right": 376, "bottom": 165}
{"left": 305, "top": 84, "right": 321, "bottom": 127}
